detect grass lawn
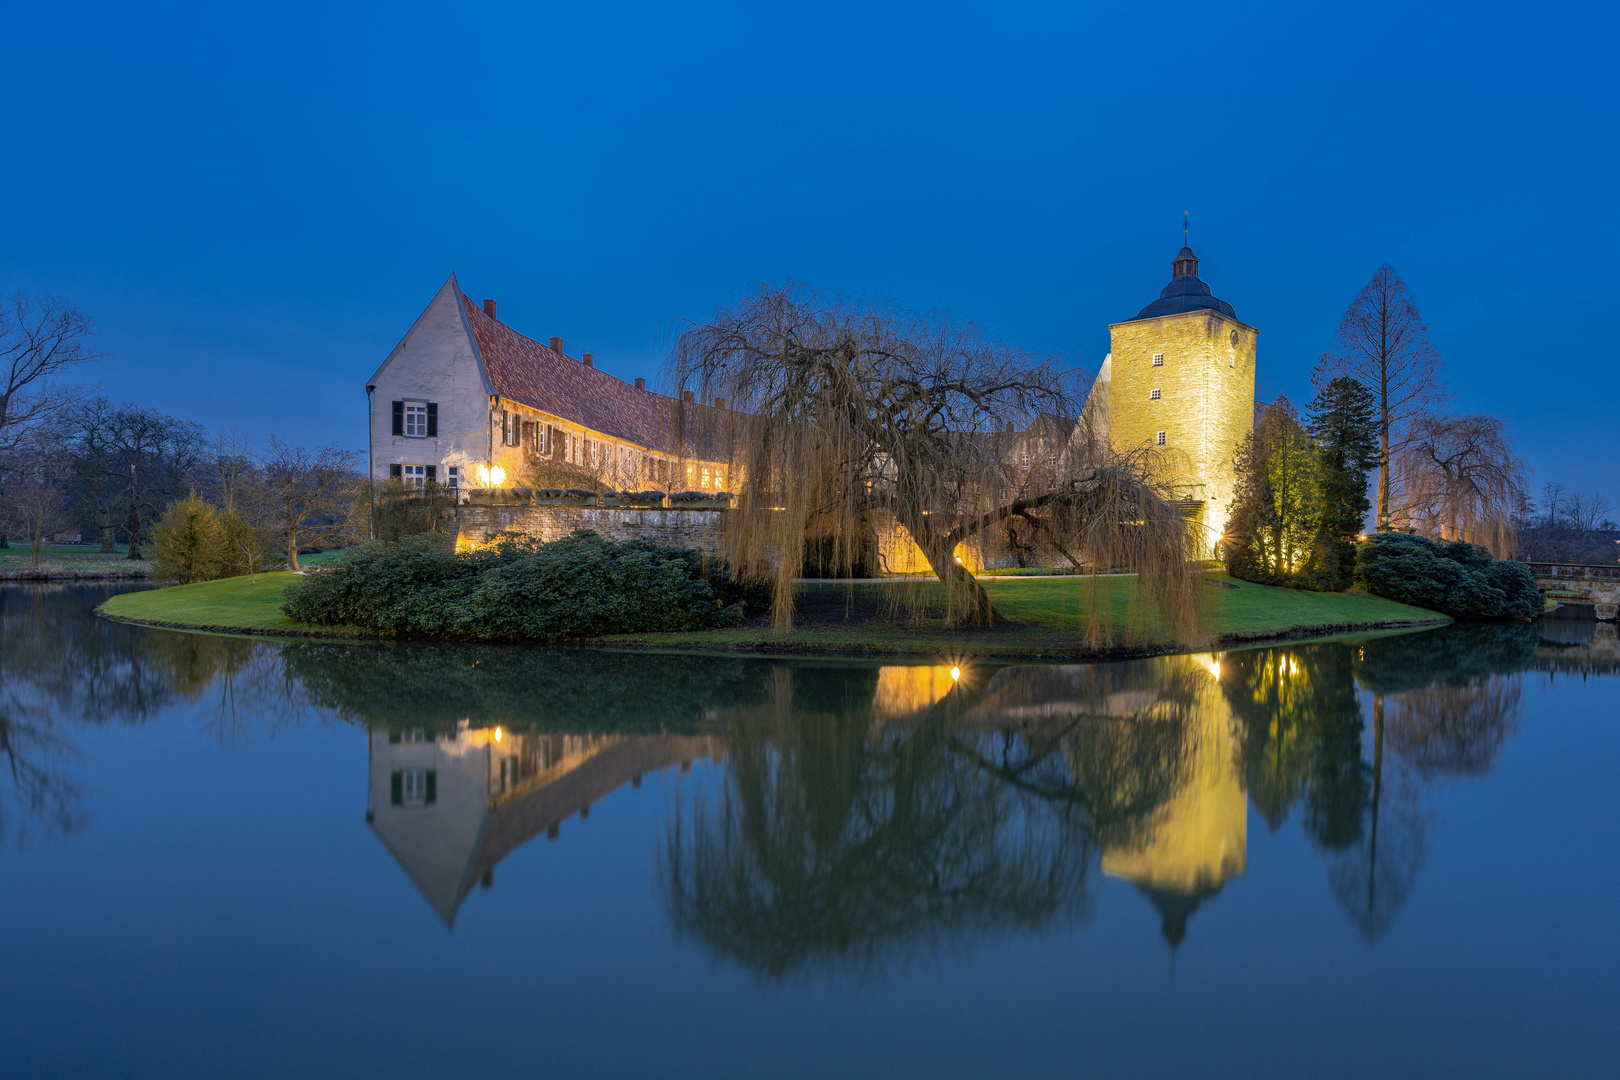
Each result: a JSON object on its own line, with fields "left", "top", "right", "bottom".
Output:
{"left": 99, "top": 568, "right": 1444, "bottom": 657}
{"left": 0, "top": 542, "right": 151, "bottom": 576}
{"left": 98, "top": 573, "right": 370, "bottom": 636}
{"left": 606, "top": 573, "right": 1445, "bottom": 656}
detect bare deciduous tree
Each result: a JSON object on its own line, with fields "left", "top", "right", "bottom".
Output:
{"left": 259, "top": 438, "right": 362, "bottom": 571}
{"left": 1, "top": 427, "right": 75, "bottom": 569}
{"left": 1395, "top": 411, "right": 1525, "bottom": 555}
{"left": 0, "top": 292, "right": 103, "bottom": 457}
{"left": 1314, "top": 265, "right": 1449, "bottom": 532}
{"left": 666, "top": 284, "right": 1199, "bottom": 640}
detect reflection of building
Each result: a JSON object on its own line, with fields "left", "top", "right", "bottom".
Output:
{"left": 368, "top": 723, "right": 720, "bottom": 926}
{"left": 1098, "top": 658, "right": 1245, "bottom": 947}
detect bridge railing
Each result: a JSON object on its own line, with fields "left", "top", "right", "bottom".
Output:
{"left": 1528, "top": 562, "right": 1620, "bottom": 581}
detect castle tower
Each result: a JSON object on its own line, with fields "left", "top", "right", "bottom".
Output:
{"left": 1103, "top": 245, "right": 1256, "bottom": 555}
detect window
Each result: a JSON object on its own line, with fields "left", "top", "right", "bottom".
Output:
{"left": 390, "top": 769, "right": 437, "bottom": 807}
{"left": 701, "top": 467, "right": 711, "bottom": 489}
{"left": 392, "top": 400, "right": 436, "bottom": 437}
{"left": 713, "top": 471, "right": 724, "bottom": 490}
{"left": 537, "top": 425, "right": 552, "bottom": 455}
{"left": 500, "top": 410, "right": 522, "bottom": 447}
{"left": 1047, "top": 455, "right": 1057, "bottom": 469}
{"left": 1156, "top": 431, "right": 1167, "bottom": 446}
{"left": 590, "top": 441, "right": 600, "bottom": 468}
{"left": 1152, "top": 353, "right": 1164, "bottom": 367}
{"left": 686, "top": 464, "right": 695, "bottom": 487}
{"left": 404, "top": 402, "right": 428, "bottom": 437}
{"left": 1150, "top": 388, "right": 1161, "bottom": 400}
{"left": 1021, "top": 453, "right": 1030, "bottom": 469}
{"left": 572, "top": 435, "right": 581, "bottom": 463}
{"left": 446, "top": 465, "right": 460, "bottom": 490}
{"left": 402, "top": 464, "right": 426, "bottom": 488}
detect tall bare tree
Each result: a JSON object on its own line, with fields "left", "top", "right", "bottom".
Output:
{"left": 1314, "top": 265, "right": 1448, "bottom": 532}
{"left": 666, "top": 284, "right": 1199, "bottom": 639}
{"left": 1395, "top": 411, "right": 1525, "bottom": 555}
{"left": 104, "top": 404, "right": 207, "bottom": 559}
{"left": 0, "top": 292, "right": 103, "bottom": 456}
{"left": 259, "top": 438, "right": 362, "bottom": 571}
{"left": 1, "top": 426, "right": 75, "bottom": 569}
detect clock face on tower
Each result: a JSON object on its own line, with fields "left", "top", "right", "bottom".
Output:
{"left": 1230, "top": 330, "right": 1240, "bottom": 346}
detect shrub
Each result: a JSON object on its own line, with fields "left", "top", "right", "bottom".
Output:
{"left": 1354, "top": 532, "right": 1540, "bottom": 620}
{"left": 150, "top": 495, "right": 225, "bottom": 583}
{"left": 282, "top": 529, "right": 759, "bottom": 640}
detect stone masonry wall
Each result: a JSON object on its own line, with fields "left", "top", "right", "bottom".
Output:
{"left": 452, "top": 504, "right": 728, "bottom": 557}
{"left": 1107, "top": 309, "right": 1256, "bottom": 555}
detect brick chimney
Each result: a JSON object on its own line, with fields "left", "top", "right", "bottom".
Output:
{"left": 582, "top": 352, "right": 594, "bottom": 368}
{"left": 635, "top": 377, "right": 645, "bottom": 390}
{"left": 682, "top": 390, "right": 694, "bottom": 403}
{"left": 549, "top": 336, "right": 563, "bottom": 353}
{"left": 483, "top": 299, "right": 497, "bottom": 321}
{"left": 714, "top": 397, "right": 726, "bottom": 410}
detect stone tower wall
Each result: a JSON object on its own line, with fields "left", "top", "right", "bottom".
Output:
{"left": 1106, "top": 310, "right": 1256, "bottom": 554}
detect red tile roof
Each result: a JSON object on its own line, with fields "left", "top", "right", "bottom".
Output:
{"left": 461, "top": 294, "right": 727, "bottom": 460}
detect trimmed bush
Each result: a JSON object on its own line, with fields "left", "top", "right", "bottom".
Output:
{"left": 1354, "top": 533, "right": 1540, "bottom": 620}
{"left": 281, "top": 529, "right": 762, "bottom": 640}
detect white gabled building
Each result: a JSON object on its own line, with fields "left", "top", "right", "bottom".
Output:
{"left": 366, "top": 274, "right": 734, "bottom": 494}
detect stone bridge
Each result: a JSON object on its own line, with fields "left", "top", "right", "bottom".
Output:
{"left": 1529, "top": 562, "right": 1620, "bottom": 620}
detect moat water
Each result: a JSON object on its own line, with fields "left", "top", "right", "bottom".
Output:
{"left": 2, "top": 584, "right": 1617, "bottom": 1078}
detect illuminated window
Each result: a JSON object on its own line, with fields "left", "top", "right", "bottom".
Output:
{"left": 1150, "top": 389, "right": 1161, "bottom": 400}
{"left": 714, "top": 472, "right": 724, "bottom": 490}
{"left": 1156, "top": 431, "right": 1167, "bottom": 446}
{"left": 1047, "top": 455, "right": 1056, "bottom": 469}
{"left": 1020, "top": 453, "right": 1030, "bottom": 468}
{"left": 1152, "top": 353, "right": 1164, "bottom": 367}
{"left": 590, "top": 442, "right": 600, "bottom": 468}
{"left": 687, "top": 465, "right": 695, "bottom": 486}
{"left": 701, "top": 467, "right": 711, "bottom": 488}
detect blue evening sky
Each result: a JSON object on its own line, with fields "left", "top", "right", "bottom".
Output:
{"left": 3, "top": 1, "right": 1614, "bottom": 504}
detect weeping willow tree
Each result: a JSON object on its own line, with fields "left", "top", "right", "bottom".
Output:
{"left": 666, "top": 284, "right": 1201, "bottom": 640}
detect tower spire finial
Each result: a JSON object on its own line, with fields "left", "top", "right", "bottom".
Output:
{"left": 1184, "top": 209, "right": 1189, "bottom": 249}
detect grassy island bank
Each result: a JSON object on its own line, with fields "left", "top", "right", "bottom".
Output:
{"left": 98, "top": 572, "right": 1446, "bottom": 658}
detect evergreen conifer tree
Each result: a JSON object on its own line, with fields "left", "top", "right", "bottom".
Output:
{"left": 150, "top": 493, "right": 225, "bottom": 583}
{"left": 1307, "top": 377, "right": 1379, "bottom": 589}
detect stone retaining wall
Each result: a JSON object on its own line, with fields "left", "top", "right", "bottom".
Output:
{"left": 452, "top": 504, "right": 728, "bottom": 557}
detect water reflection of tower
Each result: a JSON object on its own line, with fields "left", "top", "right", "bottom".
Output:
{"left": 1095, "top": 658, "right": 1246, "bottom": 949}
{"left": 367, "top": 723, "right": 720, "bottom": 926}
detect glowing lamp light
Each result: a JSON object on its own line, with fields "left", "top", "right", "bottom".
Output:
{"left": 494, "top": 726, "right": 503, "bottom": 742}
{"left": 950, "top": 666, "right": 961, "bottom": 682}
{"left": 482, "top": 465, "right": 507, "bottom": 487}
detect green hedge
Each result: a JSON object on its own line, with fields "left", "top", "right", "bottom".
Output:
{"left": 281, "top": 530, "right": 761, "bottom": 640}
{"left": 1354, "top": 533, "right": 1540, "bottom": 621}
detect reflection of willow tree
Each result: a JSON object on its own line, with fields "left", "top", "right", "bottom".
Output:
{"left": 0, "top": 584, "right": 306, "bottom": 843}
{"left": 284, "top": 642, "right": 769, "bottom": 734}
{"left": 661, "top": 661, "right": 1210, "bottom": 978}
{"left": 662, "top": 666, "right": 1102, "bottom": 979}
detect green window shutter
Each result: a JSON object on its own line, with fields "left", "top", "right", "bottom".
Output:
{"left": 390, "top": 463, "right": 402, "bottom": 479}
{"left": 390, "top": 771, "right": 403, "bottom": 805}
{"left": 425, "top": 771, "right": 437, "bottom": 805}
{"left": 392, "top": 400, "right": 404, "bottom": 436}
{"left": 425, "top": 465, "right": 436, "bottom": 482}
{"left": 426, "top": 402, "right": 437, "bottom": 437}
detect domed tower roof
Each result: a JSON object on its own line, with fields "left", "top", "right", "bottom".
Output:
{"left": 1127, "top": 245, "right": 1238, "bottom": 322}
